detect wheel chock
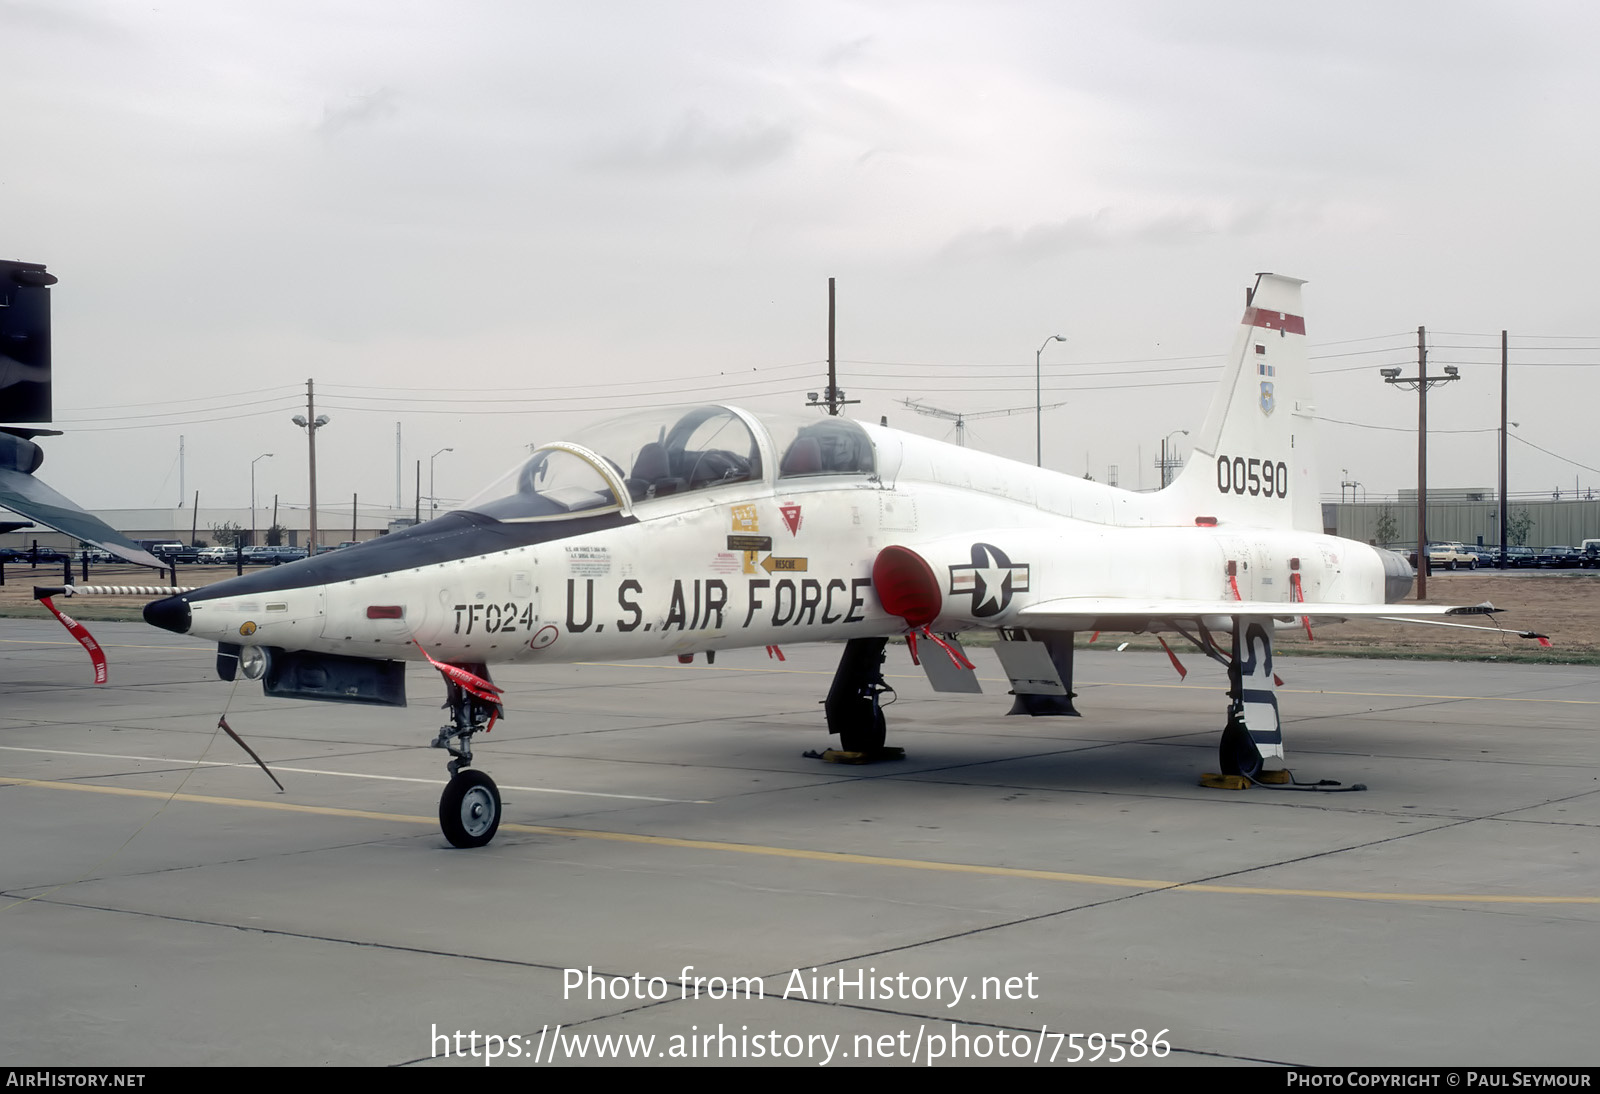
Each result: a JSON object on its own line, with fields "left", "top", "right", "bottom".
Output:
{"left": 1199, "top": 773, "right": 1252, "bottom": 790}
{"left": 820, "top": 747, "right": 906, "bottom": 764}
{"left": 1255, "top": 769, "right": 1291, "bottom": 785}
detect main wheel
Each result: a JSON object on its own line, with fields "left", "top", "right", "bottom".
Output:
{"left": 838, "top": 705, "right": 887, "bottom": 753}
{"left": 440, "top": 769, "right": 501, "bottom": 848}
{"left": 1219, "top": 721, "right": 1264, "bottom": 779}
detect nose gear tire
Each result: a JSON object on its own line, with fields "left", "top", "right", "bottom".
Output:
{"left": 440, "top": 769, "right": 502, "bottom": 848}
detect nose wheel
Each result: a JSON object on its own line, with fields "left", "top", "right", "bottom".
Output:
{"left": 440, "top": 769, "right": 502, "bottom": 848}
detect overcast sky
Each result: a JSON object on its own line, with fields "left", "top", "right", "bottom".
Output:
{"left": 4, "top": 0, "right": 1597, "bottom": 522}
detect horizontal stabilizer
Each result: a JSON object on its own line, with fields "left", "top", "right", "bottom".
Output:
{"left": 0, "top": 467, "right": 163, "bottom": 568}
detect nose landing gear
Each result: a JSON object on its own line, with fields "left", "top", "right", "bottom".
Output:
{"left": 428, "top": 660, "right": 505, "bottom": 848}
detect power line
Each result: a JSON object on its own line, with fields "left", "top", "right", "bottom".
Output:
{"left": 1508, "top": 433, "right": 1600, "bottom": 475}
{"left": 54, "top": 405, "right": 308, "bottom": 433}
{"left": 54, "top": 397, "right": 303, "bottom": 425}
{"left": 320, "top": 360, "right": 824, "bottom": 396}
{"left": 1315, "top": 416, "right": 1499, "bottom": 435}
{"left": 61, "top": 385, "right": 302, "bottom": 413}
{"left": 318, "top": 387, "right": 819, "bottom": 416}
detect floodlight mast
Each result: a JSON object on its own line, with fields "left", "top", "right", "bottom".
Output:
{"left": 292, "top": 380, "right": 331, "bottom": 552}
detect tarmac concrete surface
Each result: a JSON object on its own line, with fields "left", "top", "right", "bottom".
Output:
{"left": 1, "top": 619, "right": 1596, "bottom": 1068}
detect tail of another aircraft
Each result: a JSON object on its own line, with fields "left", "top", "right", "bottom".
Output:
{"left": 1163, "top": 273, "right": 1323, "bottom": 533}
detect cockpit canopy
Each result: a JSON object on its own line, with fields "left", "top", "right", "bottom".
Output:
{"left": 462, "top": 405, "right": 874, "bottom": 522}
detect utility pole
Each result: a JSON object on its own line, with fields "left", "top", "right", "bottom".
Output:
{"left": 292, "top": 380, "right": 330, "bottom": 552}
{"left": 806, "top": 277, "right": 857, "bottom": 415}
{"left": 1499, "top": 330, "right": 1508, "bottom": 567}
{"left": 1380, "top": 326, "right": 1459, "bottom": 600}
{"left": 827, "top": 276, "right": 836, "bottom": 416}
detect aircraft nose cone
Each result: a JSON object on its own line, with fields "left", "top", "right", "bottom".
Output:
{"left": 144, "top": 594, "right": 192, "bottom": 634}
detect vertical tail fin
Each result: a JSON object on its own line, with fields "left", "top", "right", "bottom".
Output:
{"left": 1165, "top": 273, "right": 1322, "bottom": 532}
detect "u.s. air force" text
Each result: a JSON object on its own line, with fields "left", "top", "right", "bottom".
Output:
{"left": 451, "top": 577, "right": 874, "bottom": 635}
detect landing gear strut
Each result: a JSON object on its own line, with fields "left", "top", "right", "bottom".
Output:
{"left": 431, "top": 663, "right": 503, "bottom": 848}
{"left": 825, "top": 637, "right": 891, "bottom": 754}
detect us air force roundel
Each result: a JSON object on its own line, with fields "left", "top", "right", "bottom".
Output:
{"left": 948, "top": 542, "right": 1030, "bottom": 617}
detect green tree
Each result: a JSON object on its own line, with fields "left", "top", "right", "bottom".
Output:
{"left": 1506, "top": 508, "right": 1534, "bottom": 547}
{"left": 266, "top": 523, "right": 285, "bottom": 547}
{"left": 1374, "top": 505, "right": 1399, "bottom": 546}
{"left": 209, "top": 520, "right": 245, "bottom": 548}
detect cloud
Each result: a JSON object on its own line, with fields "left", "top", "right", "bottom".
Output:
{"left": 589, "top": 109, "right": 796, "bottom": 173}
{"left": 316, "top": 87, "right": 399, "bottom": 135}
{"left": 939, "top": 203, "right": 1335, "bottom": 262}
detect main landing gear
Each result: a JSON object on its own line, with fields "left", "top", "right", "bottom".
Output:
{"left": 824, "top": 637, "right": 892, "bottom": 754}
{"left": 1218, "top": 710, "right": 1265, "bottom": 779}
{"left": 431, "top": 664, "right": 504, "bottom": 848}
{"left": 1217, "top": 618, "right": 1281, "bottom": 779}
{"left": 1169, "top": 616, "right": 1282, "bottom": 780}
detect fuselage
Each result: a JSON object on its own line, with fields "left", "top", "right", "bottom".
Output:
{"left": 146, "top": 405, "right": 1400, "bottom": 664}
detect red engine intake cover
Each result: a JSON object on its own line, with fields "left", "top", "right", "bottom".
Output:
{"left": 872, "top": 545, "right": 941, "bottom": 628}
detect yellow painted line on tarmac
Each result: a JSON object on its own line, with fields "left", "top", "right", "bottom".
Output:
{"left": 5, "top": 776, "right": 1595, "bottom": 906}
{"left": 0, "top": 638, "right": 214, "bottom": 652}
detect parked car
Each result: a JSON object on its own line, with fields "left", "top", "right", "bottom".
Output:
{"left": 240, "top": 546, "right": 280, "bottom": 565}
{"left": 1536, "top": 546, "right": 1583, "bottom": 568}
{"left": 1499, "top": 545, "right": 1538, "bottom": 568}
{"left": 272, "top": 547, "right": 308, "bottom": 563}
{"left": 197, "top": 546, "right": 235, "bottom": 564}
{"left": 1426, "top": 542, "right": 1477, "bottom": 570}
{"left": 0, "top": 546, "right": 68, "bottom": 564}
{"left": 1463, "top": 545, "right": 1497, "bottom": 568}
{"left": 137, "top": 539, "right": 185, "bottom": 558}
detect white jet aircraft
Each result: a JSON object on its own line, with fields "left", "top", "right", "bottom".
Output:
{"left": 141, "top": 273, "right": 1511, "bottom": 847}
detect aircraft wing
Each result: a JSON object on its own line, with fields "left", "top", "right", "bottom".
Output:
{"left": 1015, "top": 597, "right": 1499, "bottom": 630}
{"left": 0, "top": 467, "right": 164, "bottom": 569}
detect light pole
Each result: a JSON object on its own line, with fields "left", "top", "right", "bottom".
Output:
{"left": 430, "top": 447, "right": 454, "bottom": 516}
{"left": 1160, "top": 429, "right": 1188, "bottom": 489}
{"left": 1380, "top": 327, "right": 1459, "bottom": 600}
{"left": 292, "top": 378, "right": 331, "bottom": 551}
{"left": 250, "top": 453, "right": 273, "bottom": 546}
{"left": 1036, "top": 334, "right": 1066, "bottom": 467}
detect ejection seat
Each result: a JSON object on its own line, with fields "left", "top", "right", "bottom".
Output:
{"left": 627, "top": 442, "right": 686, "bottom": 500}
